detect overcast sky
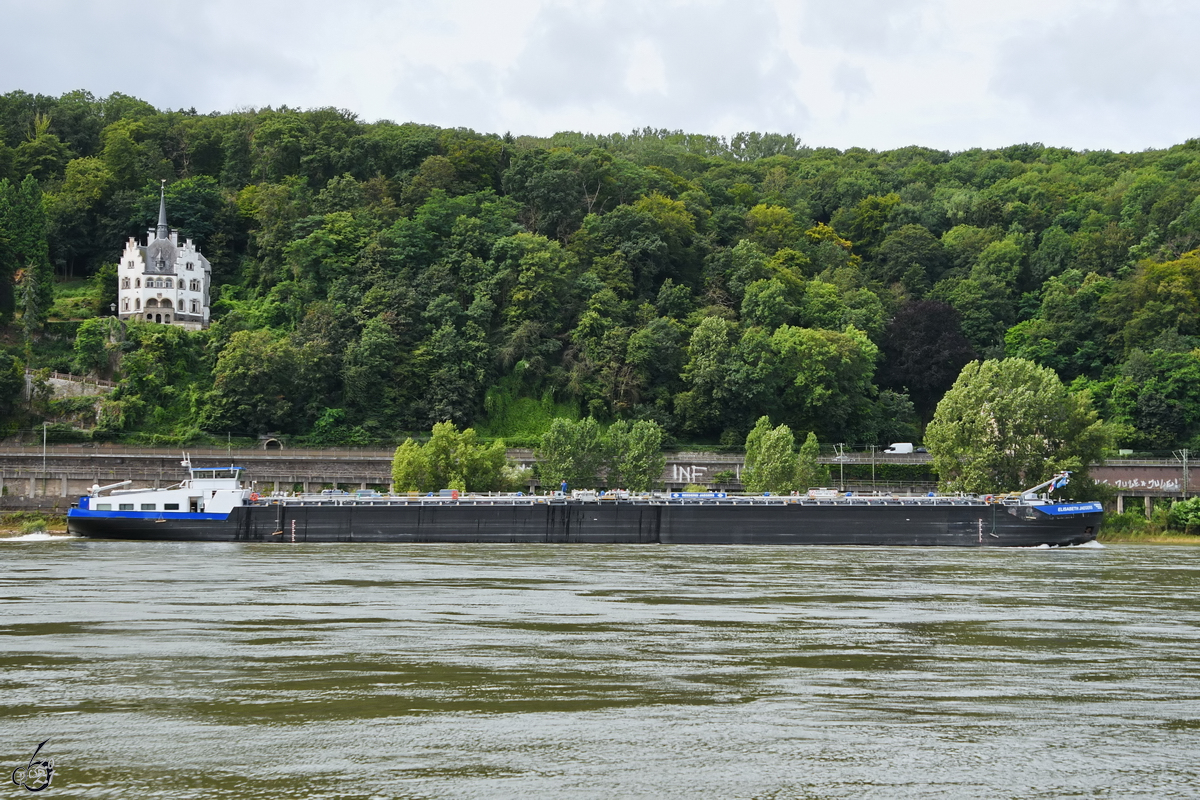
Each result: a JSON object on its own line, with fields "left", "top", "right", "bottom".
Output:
{"left": 4, "top": 0, "right": 1198, "bottom": 153}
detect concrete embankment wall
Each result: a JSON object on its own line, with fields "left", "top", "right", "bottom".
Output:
{"left": 0, "top": 445, "right": 1186, "bottom": 514}
{"left": 0, "top": 446, "right": 939, "bottom": 512}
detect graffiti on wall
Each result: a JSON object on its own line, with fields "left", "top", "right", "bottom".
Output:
{"left": 667, "top": 463, "right": 741, "bottom": 484}
{"left": 1097, "top": 478, "right": 1182, "bottom": 492}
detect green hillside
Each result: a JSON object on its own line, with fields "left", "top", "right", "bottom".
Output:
{"left": 2, "top": 89, "right": 1199, "bottom": 450}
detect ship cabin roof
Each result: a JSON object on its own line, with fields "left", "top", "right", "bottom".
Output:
{"left": 187, "top": 466, "right": 245, "bottom": 489}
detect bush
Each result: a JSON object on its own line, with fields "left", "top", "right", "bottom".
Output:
{"left": 392, "top": 422, "right": 509, "bottom": 492}
{"left": 19, "top": 517, "right": 47, "bottom": 534}
{"left": 1169, "top": 496, "right": 1200, "bottom": 532}
{"left": 43, "top": 422, "right": 93, "bottom": 443}
{"left": 1102, "top": 509, "right": 1152, "bottom": 535}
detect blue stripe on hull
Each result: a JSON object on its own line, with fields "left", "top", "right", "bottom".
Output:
{"left": 1033, "top": 502, "right": 1105, "bottom": 516}
{"left": 68, "top": 510, "right": 231, "bottom": 521}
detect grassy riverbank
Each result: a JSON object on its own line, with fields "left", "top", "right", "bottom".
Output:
{"left": 1097, "top": 507, "right": 1200, "bottom": 544}
{"left": 1098, "top": 530, "right": 1200, "bottom": 544}
{"left": 0, "top": 513, "right": 67, "bottom": 537}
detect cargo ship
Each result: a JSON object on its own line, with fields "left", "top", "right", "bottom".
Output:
{"left": 65, "top": 458, "right": 1102, "bottom": 547}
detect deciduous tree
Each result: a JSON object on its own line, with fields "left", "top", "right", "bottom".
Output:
{"left": 878, "top": 300, "right": 976, "bottom": 420}
{"left": 605, "top": 419, "right": 666, "bottom": 491}
{"left": 536, "top": 417, "right": 606, "bottom": 490}
{"left": 742, "top": 416, "right": 798, "bottom": 493}
{"left": 391, "top": 422, "right": 508, "bottom": 492}
{"left": 795, "top": 431, "right": 827, "bottom": 490}
{"left": 925, "top": 358, "right": 1112, "bottom": 493}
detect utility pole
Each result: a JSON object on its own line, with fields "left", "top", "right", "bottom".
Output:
{"left": 869, "top": 444, "right": 876, "bottom": 493}
{"left": 834, "top": 443, "right": 847, "bottom": 491}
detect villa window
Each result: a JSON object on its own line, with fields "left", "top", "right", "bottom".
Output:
{"left": 121, "top": 277, "right": 130, "bottom": 289}
{"left": 122, "top": 298, "right": 129, "bottom": 311}
{"left": 186, "top": 262, "right": 194, "bottom": 270}
{"left": 127, "top": 260, "right": 134, "bottom": 269}
{"left": 191, "top": 300, "right": 198, "bottom": 313}
{"left": 135, "top": 278, "right": 141, "bottom": 288}
{"left": 135, "top": 299, "right": 141, "bottom": 310}
{"left": 166, "top": 279, "right": 173, "bottom": 289}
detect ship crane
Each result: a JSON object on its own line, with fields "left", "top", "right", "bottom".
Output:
{"left": 1021, "top": 471, "right": 1071, "bottom": 501}
{"left": 89, "top": 480, "right": 132, "bottom": 496}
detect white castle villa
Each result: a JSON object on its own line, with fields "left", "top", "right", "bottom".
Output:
{"left": 117, "top": 183, "right": 211, "bottom": 329}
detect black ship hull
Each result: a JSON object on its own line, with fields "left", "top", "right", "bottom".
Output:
{"left": 67, "top": 500, "right": 1102, "bottom": 547}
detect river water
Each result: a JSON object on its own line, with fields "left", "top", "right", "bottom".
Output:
{"left": 2, "top": 538, "right": 1199, "bottom": 799}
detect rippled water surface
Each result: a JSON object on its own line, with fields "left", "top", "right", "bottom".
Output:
{"left": 2, "top": 539, "right": 1199, "bottom": 799}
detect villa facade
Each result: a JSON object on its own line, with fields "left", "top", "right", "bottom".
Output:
{"left": 116, "top": 184, "right": 211, "bottom": 329}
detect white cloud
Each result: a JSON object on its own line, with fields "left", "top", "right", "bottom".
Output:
{"left": 496, "top": 0, "right": 806, "bottom": 135}
{"left": 1, "top": 0, "right": 1199, "bottom": 151}
{"left": 992, "top": 0, "right": 1200, "bottom": 147}
{"left": 624, "top": 40, "right": 670, "bottom": 97}
{"left": 797, "top": 0, "right": 939, "bottom": 55}
{"left": 832, "top": 62, "right": 872, "bottom": 102}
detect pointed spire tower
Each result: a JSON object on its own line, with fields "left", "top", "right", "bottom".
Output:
{"left": 155, "top": 179, "right": 169, "bottom": 241}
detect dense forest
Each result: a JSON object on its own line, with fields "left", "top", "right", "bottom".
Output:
{"left": 2, "top": 88, "right": 1200, "bottom": 451}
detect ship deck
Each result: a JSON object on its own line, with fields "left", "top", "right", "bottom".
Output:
{"left": 262, "top": 494, "right": 999, "bottom": 508}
